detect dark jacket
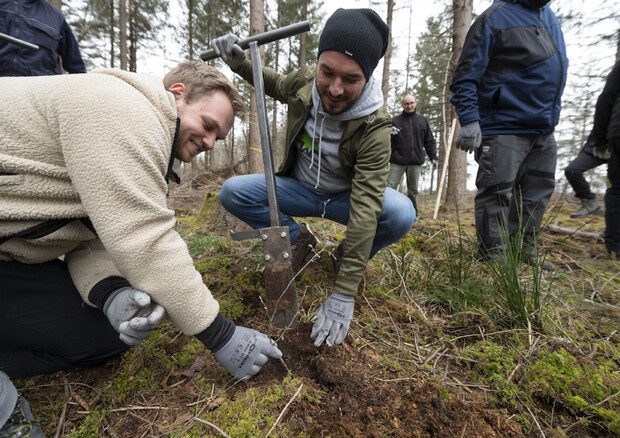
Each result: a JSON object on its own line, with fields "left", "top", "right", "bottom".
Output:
{"left": 590, "top": 61, "right": 620, "bottom": 145}
{"left": 390, "top": 110, "right": 437, "bottom": 165}
{"left": 0, "top": 0, "right": 85, "bottom": 76}
{"left": 235, "top": 59, "right": 392, "bottom": 297}
{"left": 450, "top": 0, "right": 568, "bottom": 135}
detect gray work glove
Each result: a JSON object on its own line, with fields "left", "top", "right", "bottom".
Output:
{"left": 103, "top": 287, "right": 166, "bottom": 346}
{"left": 455, "top": 121, "right": 482, "bottom": 153}
{"left": 211, "top": 34, "right": 246, "bottom": 70}
{"left": 592, "top": 144, "right": 611, "bottom": 160}
{"left": 214, "top": 327, "right": 282, "bottom": 381}
{"left": 311, "top": 291, "right": 354, "bottom": 347}
{"left": 431, "top": 159, "right": 438, "bottom": 169}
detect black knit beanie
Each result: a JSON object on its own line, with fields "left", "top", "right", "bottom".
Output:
{"left": 318, "top": 8, "right": 390, "bottom": 80}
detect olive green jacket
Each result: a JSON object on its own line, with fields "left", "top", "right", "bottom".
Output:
{"left": 236, "top": 60, "right": 392, "bottom": 296}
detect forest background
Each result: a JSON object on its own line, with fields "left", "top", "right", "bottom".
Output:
{"left": 50, "top": 0, "right": 620, "bottom": 206}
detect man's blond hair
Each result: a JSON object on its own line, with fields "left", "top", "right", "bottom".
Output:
{"left": 164, "top": 61, "right": 245, "bottom": 117}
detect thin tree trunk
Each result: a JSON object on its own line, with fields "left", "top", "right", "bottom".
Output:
{"left": 299, "top": 0, "right": 307, "bottom": 67}
{"left": 188, "top": 0, "right": 194, "bottom": 60}
{"left": 381, "top": 0, "right": 394, "bottom": 111}
{"left": 271, "top": 0, "right": 281, "bottom": 168}
{"left": 248, "top": 0, "right": 265, "bottom": 173}
{"left": 119, "top": 0, "right": 128, "bottom": 70}
{"left": 49, "top": 0, "right": 62, "bottom": 10}
{"left": 405, "top": 0, "right": 412, "bottom": 92}
{"left": 445, "top": 0, "right": 471, "bottom": 207}
{"left": 128, "top": 0, "right": 136, "bottom": 72}
{"left": 110, "top": 0, "right": 115, "bottom": 68}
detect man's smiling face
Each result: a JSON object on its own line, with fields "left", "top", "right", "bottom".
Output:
{"left": 315, "top": 50, "right": 367, "bottom": 115}
{"left": 171, "top": 84, "right": 234, "bottom": 163}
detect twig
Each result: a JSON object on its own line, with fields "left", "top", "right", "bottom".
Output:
{"left": 595, "top": 389, "right": 620, "bottom": 407}
{"left": 193, "top": 417, "right": 231, "bottom": 438}
{"left": 525, "top": 404, "right": 546, "bottom": 438}
{"left": 53, "top": 378, "right": 69, "bottom": 438}
{"left": 265, "top": 384, "right": 303, "bottom": 437}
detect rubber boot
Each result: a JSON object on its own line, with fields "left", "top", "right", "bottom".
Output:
{"left": 570, "top": 198, "right": 601, "bottom": 218}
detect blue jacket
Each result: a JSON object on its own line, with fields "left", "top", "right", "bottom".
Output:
{"left": 0, "top": 0, "right": 85, "bottom": 76}
{"left": 450, "top": 0, "right": 568, "bottom": 135}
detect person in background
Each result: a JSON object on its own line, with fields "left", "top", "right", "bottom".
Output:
{"left": 0, "top": 0, "right": 85, "bottom": 76}
{"left": 388, "top": 93, "right": 438, "bottom": 216}
{"left": 0, "top": 61, "right": 281, "bottom": 437}
{"left": 564, "top": 135, "right": 606, "bottom": 218}
{"left": 587, "top": 60, "right": 620, "bottom": 257}
{"left": 449, "top": 0, "right": 568, "bottom": 270}
{"left": 211, "top": 8, "right": 416, "bottom": 349}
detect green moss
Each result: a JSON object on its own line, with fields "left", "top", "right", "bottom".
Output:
{"left": 65, "top": 410, "right": 108, "bottom": 437}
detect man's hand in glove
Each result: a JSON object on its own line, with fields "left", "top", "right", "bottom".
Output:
{"left": 592, "top": 144, "right": 611, "bottom": 160}
{"left": 431, "top": 159, "right": 438, "bottom": 169}
{"left": 214, "top": 327, "right": 282, "bottom": 381}
{"left": 455, "top": 121, "right": 482, "bottom": 153}
{"left": 211, "top": 34, "right": 246, "bottom": 70}
{"left": 195, "top": 313, "right": 282, "bottom": 381}
{"left": 311, "top": 291, "right": 354, "bottom": 347}
{"left": 103, "top": 287, "right": 166, "bottom": 346}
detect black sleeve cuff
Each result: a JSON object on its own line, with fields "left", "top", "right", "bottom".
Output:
{"left": 88, "top": 276, "right": 132, "bottom": 311}
{"left": 194, "top": 313, "right": 236, "bottom": 352}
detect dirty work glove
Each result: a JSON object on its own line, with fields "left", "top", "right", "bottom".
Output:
{"left": 213, "top": 326, "right": 282, "bottom": 381}
{"left": 311, "top": 291, "right": 354, "bottom": 347}
{"left": 103, "top": 287, "right": 166, "bottom": 346}
{"left": 592, "top": 144, "right": 611, "bottom": 160}
{"left": 431, "top": 159, "right": 438, "bottom": 169}
{"left": 211, "top": 34, "right": 246, "bottom": 70}
{"left": 455, "top": 121, "right": 482, "bottom": 153}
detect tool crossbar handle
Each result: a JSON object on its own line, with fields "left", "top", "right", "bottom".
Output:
{"left": 200, "top": 20, "right": 310, "bottom": 61}
{"left": 0, "top": 32, "right": 39, "bottom": 51}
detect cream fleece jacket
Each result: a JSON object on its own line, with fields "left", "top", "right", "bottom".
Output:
{"left": 0, "top": 69, "right": 219, "bottom": 335}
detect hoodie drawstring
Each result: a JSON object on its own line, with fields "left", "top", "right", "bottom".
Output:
{"left": 309, "top": 113, "right": 328, "bottom": 189}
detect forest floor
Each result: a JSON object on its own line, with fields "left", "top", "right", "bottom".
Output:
{"left": 14, "top": 171, "right": 620, "bottom": 437}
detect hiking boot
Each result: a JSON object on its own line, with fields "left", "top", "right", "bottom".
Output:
{"left": 291, "top": 224, "right": 318, "bottom": 271}
{"left": 0, "top": 396, "right": 46, "bottom": 438}
{"left": 331, "top": 240, "right": 345, "bottom": 276}
{"left": 570, "top": 198, "right": 601, "bottom": 218}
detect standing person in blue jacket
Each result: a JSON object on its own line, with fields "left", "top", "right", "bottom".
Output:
{"left": 450, "top": 0, "right": 568, "bottom": 269}
{"left": 0, "top": 0, "right": 85, "bottom": 76}
{"left": 388, "top": 94, "right": 438, "bottom": 215}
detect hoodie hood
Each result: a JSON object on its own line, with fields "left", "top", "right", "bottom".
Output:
{"left": 292, "top": 76, "right": 384, "bottom": 192}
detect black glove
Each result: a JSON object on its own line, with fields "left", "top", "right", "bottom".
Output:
{"left": 455, "top": 121, "right": 482, "bottom": 153}
{"left": 592, "top": 144, "right": 610, "bottom": 160}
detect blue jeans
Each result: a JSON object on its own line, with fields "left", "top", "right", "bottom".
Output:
{"left": 219, "top": 174, "right": 416, "bottom": 258}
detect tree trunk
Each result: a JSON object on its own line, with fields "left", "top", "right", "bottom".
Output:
{"left": 381, "top": 0, "right": 394, "bottom": 111}
{"left": 110, "top": 0, "right": 115, "bottom": 68}
{"left": 271, "top": 0, "right": 281, "bottom": 168}
{"left": 188, "top": 0, "right": 194, "bottom": 60}
{"left": 445, "top": 0, "right": 471, "bottom": 207}
{"left": 299, "top": 0, "right": 307, "bottom": 67}
{"left": 248, "top": 0, "right": 265, "bottom": 173}
{"left": 49, "top": 0, "right": 62, "bottom": 10}
{"left": 119, "top": 0, "right": 128, "bottom": 70}
{"left": 128, "top": 0, "right": 136, "bottom": 72}
{"left": 404, "top": 0, "right": 413, "bottom": 92}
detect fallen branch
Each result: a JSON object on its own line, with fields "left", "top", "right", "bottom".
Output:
{"left": 546, "top": 224, "right": 603, "bottom": 242}
{"left": 193, "top": 417, "right": 231, "bottom": 438}
{"left": 266, "top": 384, "right": 303, "bottom": 437}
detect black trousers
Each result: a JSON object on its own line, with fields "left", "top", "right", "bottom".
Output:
{"left": 564, "top": 150, "right": 606, "bottom": 200}
{"left": 0, "top": 259, "right": 129, "bottom": 378}
{"left": 606, "top": 137, "right": 620, "bottom": 254}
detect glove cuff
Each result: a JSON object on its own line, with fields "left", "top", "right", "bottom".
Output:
{"left": 89, "top": 276, "right": 132, "bottom": 311}
{"left": 332, "top": 291, "right": 355, "bottom": 302}
{"left": 194, "top": 313, "right": 236, "bottom": 352}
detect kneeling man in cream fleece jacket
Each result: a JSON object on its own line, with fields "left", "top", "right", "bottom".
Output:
{"left": 0, "top": 61, "right": 281, "bottom": 395}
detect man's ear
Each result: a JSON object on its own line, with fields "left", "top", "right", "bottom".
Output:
{"left": 168, "top": 83, "right": 186, "bottom": 101}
